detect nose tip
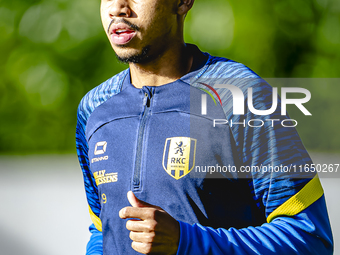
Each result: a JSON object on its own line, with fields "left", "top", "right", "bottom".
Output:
{"left": 109, "top": 4, "right": 132, "bottom": 18}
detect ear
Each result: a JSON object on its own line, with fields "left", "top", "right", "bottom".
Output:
{"left": 177, "top": 0, "right": 195, "bottom": 16}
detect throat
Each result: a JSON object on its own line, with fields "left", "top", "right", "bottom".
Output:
{"left": 129, "top": 46, "right": 194, "bottom": 88}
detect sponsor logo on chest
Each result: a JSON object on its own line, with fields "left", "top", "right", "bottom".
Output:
{"left": 93, "top": 170, "right": 118, "bottom": 186}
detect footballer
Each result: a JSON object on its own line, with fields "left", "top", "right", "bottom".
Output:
{"left": 76, "top": 0, "right": 333, "bottom": 254}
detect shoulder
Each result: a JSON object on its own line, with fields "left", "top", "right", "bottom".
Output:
{"left": 195, "top": 53, "right": 271, "bottom": 101}
{"left": 77, "top": 69, "right": 129, "bottom": 124}
{"left": 201, "top": 54, "right": 260, "bottom": 80}
{"left": 193, "top": 53, "right": 274, "bottom": 123}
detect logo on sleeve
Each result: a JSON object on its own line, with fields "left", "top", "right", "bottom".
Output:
{"left": 162, "top": 137, "right": 197, "bottom": 180}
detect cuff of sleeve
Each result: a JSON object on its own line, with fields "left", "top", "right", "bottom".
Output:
{"left": 176, "top": 221, "right": 192, "bottom": 255}
{"left": 87, "top": 224, "right": 103, "bottom": 255}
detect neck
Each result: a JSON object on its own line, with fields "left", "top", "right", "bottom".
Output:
{"left": 129, "top": 43, "right": 193, "bottom": 88}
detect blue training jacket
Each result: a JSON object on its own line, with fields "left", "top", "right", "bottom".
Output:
{"left": 76, "top": 45, "right": 333, "bottom": 255}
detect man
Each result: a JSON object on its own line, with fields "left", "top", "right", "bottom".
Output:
{"left": 76, "top": 0, "right": 333, "bottom": 254}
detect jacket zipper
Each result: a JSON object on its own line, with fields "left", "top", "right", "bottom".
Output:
{"left": 132, "top": 88, "right": 153, "bottom": 191}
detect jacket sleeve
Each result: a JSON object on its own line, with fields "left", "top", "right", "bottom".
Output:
{"left": 177, "top": 78, "right": 333, "bottom": 254}
{"left": 86, "top": 224, "right": 103, "bottom": 255}
{"left": 76, "top": 104, "right": 103, "bottom": 255}
{"left": 177, "top": 185, "right": 333, "bottom": 254}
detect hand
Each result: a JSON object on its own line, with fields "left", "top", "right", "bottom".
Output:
{"left": 119, "top": 191, "right": 180, "bottom": 254}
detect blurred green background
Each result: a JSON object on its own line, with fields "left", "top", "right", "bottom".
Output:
{"left": 0, "top": 0, "right": 339, "bottom": 154}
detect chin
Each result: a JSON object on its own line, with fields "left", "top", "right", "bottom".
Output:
{"left": 114, "top": 45, "right": 151, "bottom": 64}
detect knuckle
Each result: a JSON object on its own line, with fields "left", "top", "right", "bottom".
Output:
{"left": 151, "top": 220, "right": 158, "bottom": 230}
{"left": 145, "top": 220, "right": 157, "bottom": 231}
{"left": 144, "top": 243, "right": 152, "bottom": 254}
{"left": 146, "top": 208, "right": 157, "bottom": 219}
{"left": 147, "top": 232, "right": 156, "bottom": 243}
{"left": 131, "top": 242, "right": 151, "bottom": 254}
{"left": 145, "top": 223, "right": 152, "bottom": 231}
{"left": 145, "top": 221, "right": 155, "bottom": 232}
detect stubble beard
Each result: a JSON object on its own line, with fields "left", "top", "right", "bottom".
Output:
{"left": 115, "top": 45, "right": 151, "bottom": 64}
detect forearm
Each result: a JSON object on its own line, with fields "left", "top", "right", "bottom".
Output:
{"left": 177, "top": 196, "right": 333, "bottom": 255}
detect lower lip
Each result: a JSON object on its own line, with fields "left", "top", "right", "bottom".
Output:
{"left": 110, "top": 32, "right": 136, "bottom": 45}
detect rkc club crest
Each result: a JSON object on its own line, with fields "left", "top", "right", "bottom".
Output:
{"left": 162, "top": 137, "right": 197, "bottom": 180}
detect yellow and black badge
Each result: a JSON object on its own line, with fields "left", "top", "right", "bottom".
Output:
{"left": 162, "top": 137, "right": 197, "bottom": 180}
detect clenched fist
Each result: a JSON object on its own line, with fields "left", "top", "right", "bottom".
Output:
{"left": 119, "top": 191, "right": 180, "bottom": 254}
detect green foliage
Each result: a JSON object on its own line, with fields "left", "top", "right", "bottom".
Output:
{"left": 0, "top": 0, "right": 339, "bottom": 153}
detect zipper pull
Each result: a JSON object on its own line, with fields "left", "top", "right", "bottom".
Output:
{"left": 143, "top": 92, "right": 148, "bottom": 106}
